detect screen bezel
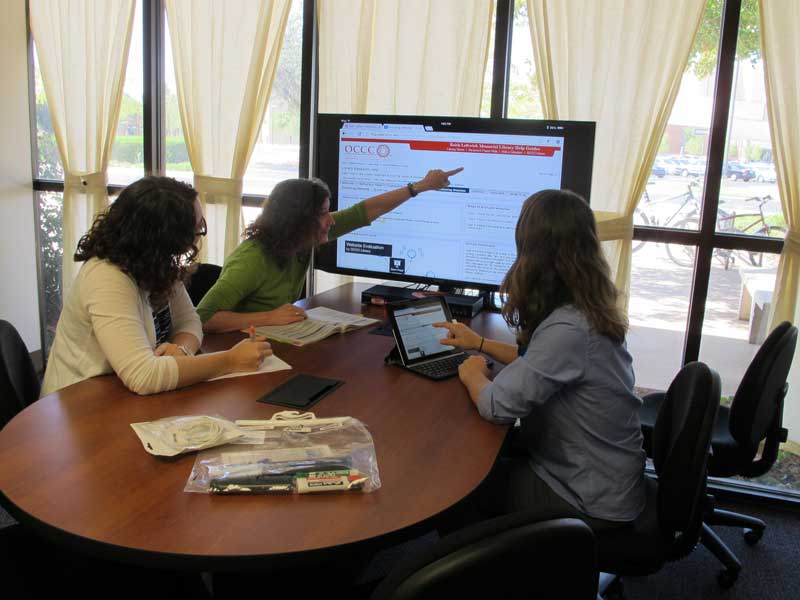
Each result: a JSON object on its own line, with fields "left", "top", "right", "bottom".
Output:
{"left": 386, "top": 296, "right": 461, "bottom": 366}
{"left": 314, "top": 113, "right": 596, "bottom": 291}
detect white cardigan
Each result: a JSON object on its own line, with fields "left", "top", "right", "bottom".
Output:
{"left": 41, "top": 258, "right": 203, "bottom": 396}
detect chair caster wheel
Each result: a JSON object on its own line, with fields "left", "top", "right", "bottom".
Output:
{"left": 743, "top": 528, "right": 763, "bottom": 545}
{"left": 717, "top": 568, "right": 739, "bottom": 589}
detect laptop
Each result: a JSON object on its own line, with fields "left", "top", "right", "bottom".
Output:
{"left": 386, "top": 296, "right": 469, "bottom": 380}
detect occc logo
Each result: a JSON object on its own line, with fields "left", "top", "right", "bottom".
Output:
{"left": 343, "top": 144, "right": 391, "bottom": 158}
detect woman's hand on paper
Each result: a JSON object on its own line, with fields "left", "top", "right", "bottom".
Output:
{"left": 227, "top": 336, "right": 272, "bottom": 372}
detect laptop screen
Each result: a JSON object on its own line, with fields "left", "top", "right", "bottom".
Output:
{"left": 388, "top": 297, "right": 458, "bottom": 365}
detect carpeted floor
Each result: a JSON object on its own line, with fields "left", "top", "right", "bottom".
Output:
{"left": 2, "top": 498, "right": 798, "bottom": 599}
{"left": 620, "top": 499, "right": 800, "bottom": 599}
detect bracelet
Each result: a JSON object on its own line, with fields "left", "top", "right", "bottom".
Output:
{"left": 406, "top": 182, "right": 418, "bottom": 197}
{"left": 478, "top": 337, "right": 485, "bottom": 353}
{"left": 177, "top": 344, "right": 192, "bottom": 356}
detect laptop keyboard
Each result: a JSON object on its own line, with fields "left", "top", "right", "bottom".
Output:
{"left": 409, "top": 353, "right": 468, "bottom": 380}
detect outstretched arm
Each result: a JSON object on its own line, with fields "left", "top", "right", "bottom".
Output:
{"left": 364, "top": 168, "right": 463, "bottom": 222}
{"left": 433, "top": 321, "right": 519, "bottom": 364}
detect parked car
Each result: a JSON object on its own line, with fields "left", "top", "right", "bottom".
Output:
{"left": 750, "top": 162, "right": 777, "bottom": 183}
{"left": 679, "top": 157, "right": 706, "bottom": 177}
{"left": 660, "top": 156, "right": 684, "bottom": 176}
{"left": 725, "top": 161, "right": 756, "bottom": 181}
{"left": 670, "top": 157, "right": 689, "bottom": 176}
{"left": 650, "top": 162, "right": 666, "bottom": 178}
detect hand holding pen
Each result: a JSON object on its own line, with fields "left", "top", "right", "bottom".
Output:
{"left": 227, "top": 325, "right": 272, "bottom": 372}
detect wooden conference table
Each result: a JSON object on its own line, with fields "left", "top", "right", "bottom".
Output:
{"left": 0, "top": 283, "right": 512, "bottom": 570}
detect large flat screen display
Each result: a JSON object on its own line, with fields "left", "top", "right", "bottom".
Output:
{"left": 314, "top": 114, "right": 595, "bottom": 290}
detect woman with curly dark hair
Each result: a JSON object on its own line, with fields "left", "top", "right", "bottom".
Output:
{"left": 41, "top": 176, "right": 270, "bottom": 396}
{"left": 197, "top": 168, "right": 462, "bottom": 332}
{"left": 434, "top": 189, "right": 645, "bottom": 532}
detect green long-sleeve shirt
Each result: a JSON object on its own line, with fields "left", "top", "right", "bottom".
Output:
{"left": 196, "top": 202, "right": 369, "bottom": 322}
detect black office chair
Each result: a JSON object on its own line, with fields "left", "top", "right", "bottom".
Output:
{"left": 370, "top": 516, "right": 597, "bottom": 600}
{"left": 0, "top": 320, "right": 41, "bottom": 429}
{"left": 596, "top": 362, "right": 720, "bottom": 594}
{"left": 186, "top": 263, "right": 222, "bottom": 306}
{"left": 639, "top": 321, "right": 797, "bottom": 587}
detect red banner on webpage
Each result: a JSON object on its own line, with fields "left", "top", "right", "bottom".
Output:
{"left": 340, "top": 138, "right": 560, "bottom": 157}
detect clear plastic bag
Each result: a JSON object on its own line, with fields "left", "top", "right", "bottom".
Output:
{"left": 184, "top": 411, "right": 381, "bottom": 494}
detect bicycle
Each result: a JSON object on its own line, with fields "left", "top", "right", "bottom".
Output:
{"left": 666, "top": 195, "right": 786, "bottom": 269}
{"left": 633, "top": 184, "right": 786, "bottom": 269}
{"left": 632, "top": 181, "right": 701, "bottom": 253}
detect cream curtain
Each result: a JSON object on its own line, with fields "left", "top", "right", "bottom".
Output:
{"left": 318, "top": 0, "right": 493, "bottom": 115}
{"left": 761, "top": 0, "right": 800, "bottom": 329}
{"left": 165, "top": 0, "right": 291, "bottom": 265}
{"left": 760, "top": 1, "right": 800, "bottom": 439}
{"left": 527, "top": 0, "right": 705, "bottom": 304}
{"left": 29, "top": 0, "right": 135, "bottom": 297}
{"left": 315, "top": 0, "right": 493, "bottom": 291}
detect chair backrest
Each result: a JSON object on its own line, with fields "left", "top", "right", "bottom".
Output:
{"left": 0, "top": 320, "right": 41, "bottom": 429}
{"left": 370, "top": 516, "right": 597, "bottom": 600}
{"left": 652, "top": 362, "right": 720, "bottom": 541}
{"left": 186, "top": 263, "right": 222, "bottom": 306}
{"left": 730, "top": 321, "right": 798, "bottom": 449}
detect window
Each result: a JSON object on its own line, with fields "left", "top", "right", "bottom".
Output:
{"left": 506, "top": 1, "right": 543, "bottom": 119}
{"left": 163, "top": 16, "right": 192, "bottom": 185}
{"left": 32, "top": 1, "right": 145, "bottom": 358}
{"left": 33, "top": 49, "right": 63, "bottom": 181}
{"left": 628, "top": 241, "right": 694, "bottom": 394}
{"left": 33, "top": 3, "right": 145, "bottom": 185}
{"left": 243, "top": 0, "right": 302, "bottom": 197}
{"left": 697, "top": 2, "right": 797, "bottom": 495}
{"left": 628, "top": 2, "right": 722, "bottom": 390}
{"left": 699, "top": 8, "right": 784, "bottom": 396}
{"left": 37, "top": 191, "right": 63, "bottom": 354}
{"left": 109, "top": 1, "right": 144, "bottom": 186}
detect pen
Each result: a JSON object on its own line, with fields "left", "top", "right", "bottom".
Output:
{"left": 249, "top": 324, "right": 256, "bottom": 342}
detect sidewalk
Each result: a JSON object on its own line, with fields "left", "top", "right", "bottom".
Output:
{"left": 628, "top": 324, "right": 758, "bottom": 397}
{"left": 629, "top": 241, "right": 769, "bottom": 397}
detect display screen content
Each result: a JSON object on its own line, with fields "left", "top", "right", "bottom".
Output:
{"left": 393, "top": 302, "right": 450, "bottom": 361}
{"left": 315, "top": 115, "right": 595, "bottom": 290}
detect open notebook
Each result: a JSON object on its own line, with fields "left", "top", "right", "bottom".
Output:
{"left": 250, "top": 306, "right": 379, "bottom": 347}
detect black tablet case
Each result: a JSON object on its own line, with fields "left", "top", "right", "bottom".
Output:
{"left": 256, "top": 374, "right": 344, "bottom": 409}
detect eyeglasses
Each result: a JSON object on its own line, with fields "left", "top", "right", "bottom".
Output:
{"left": 196, "top": 216, "right": 207, "bottom": 237}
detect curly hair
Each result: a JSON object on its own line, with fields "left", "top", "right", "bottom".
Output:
{"left": 244, "top": 178, "right": 331, "bottom": 267}
{"left": 500, "top": 189, "right": 627, "bottom": 347}
{"left": 74, "top": 176, "right": 200, "bottom": 308}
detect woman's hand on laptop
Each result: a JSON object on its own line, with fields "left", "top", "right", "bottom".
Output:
{"left": 433, "top": 321, "right": 481, "bottom": 351}
{"left": 458, "top": 355, "right": 491, "bottom": 381}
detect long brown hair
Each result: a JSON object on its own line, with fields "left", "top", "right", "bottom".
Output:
{"left": 500, "top": 189, "right": 627, "bottom": 346}
{"left": 244, "top": 178, "right": 331, "bottom": 268}
{"left": 74, "top": 176, "right": 199, "bottom": 309}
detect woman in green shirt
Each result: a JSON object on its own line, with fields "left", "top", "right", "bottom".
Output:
{"left": 197, "top": 168, "right": 462, "bottom": 332}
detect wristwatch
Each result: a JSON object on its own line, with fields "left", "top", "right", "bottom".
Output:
{"left": 406, "top": 182, "right": 418, "bottom": 197}
{"left": 177, "top": 344, "right": 193, "bottom": 356}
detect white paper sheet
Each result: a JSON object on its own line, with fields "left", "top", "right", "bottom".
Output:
{"left": 208, "top": 353, "right": 292, "bottom": 381}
